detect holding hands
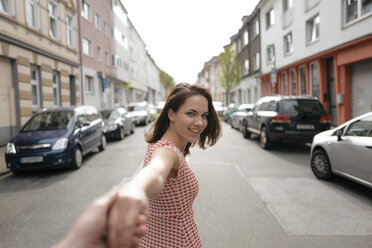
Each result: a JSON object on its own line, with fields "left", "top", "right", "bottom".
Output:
{"left": 53, "top": 186, "right": 148, "bottom": 248}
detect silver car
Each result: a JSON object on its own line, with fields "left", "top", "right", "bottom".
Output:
{"left": 230, "top": 104, "right": 254, "bottom": 131}
{"left": 310, "top": 112, "right": 372, "bottom": 188}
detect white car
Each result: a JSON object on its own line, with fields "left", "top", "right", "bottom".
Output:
{"left": 230, "top": 104, "right": 254, "bottom": 131}
{"left": 310, "top": 112, "right": 372, "bottom": 188}
{"left": 212, "top": 101, "right": 226, "bottom": 117}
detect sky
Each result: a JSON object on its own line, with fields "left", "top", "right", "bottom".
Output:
{"left": 122, "top": 0, "right": 260, "bottom": 84}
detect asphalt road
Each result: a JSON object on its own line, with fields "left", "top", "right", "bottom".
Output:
{"left": 0, "top": 122, "right": 371, "bottom": 248}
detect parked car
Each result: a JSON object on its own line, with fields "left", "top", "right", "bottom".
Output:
{"left": 156, "top": 101, "right": 166, "bottom": 114}
{"left": 241, "top": 95, "right": 330, "bottom": 149}
{"left": 5, "top": 106, "right": 106, "bottom": 173}
{"left": 310, "top": 112, "right": 372, "bottom": 188}
{"left": 224, "top": 103, "right": 237, "bottom": 124}
{"left": 230, "top": 104, "right": 254, "bottom": 131}
{"left": 127, "top": 102, "right": 152, "bottom": 125}
{"left": 100, "top": 107, "right": 135, "bottom": 140}
{"left": 147, "top": 104, "right": 158, "bottom": 121}
{"left": 212, "top": 101, "right": 226, "bottom": 117}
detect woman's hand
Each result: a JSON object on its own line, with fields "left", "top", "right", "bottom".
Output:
{"left": 107, "top": 184, "right": 149, "bottom": 248}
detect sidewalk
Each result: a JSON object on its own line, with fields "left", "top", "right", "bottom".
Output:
{"left": 0, "top": 146, "right": 10, "bottom": 175}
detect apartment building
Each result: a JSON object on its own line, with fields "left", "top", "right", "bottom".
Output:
{"left": 0, "top": 0, "right": 80, "bottom": 146}
{"left": 232, "top": 11, "right": 261, "bottom": 105}
{"left": 79, "top": 0, "right": 112, "bottom": 110}
{"left": 259, "top": 0, "right": 372, "bottom": 125}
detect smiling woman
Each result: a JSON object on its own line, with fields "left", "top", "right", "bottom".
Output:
{"left": 107, "top": 83, "right": 222, "bottom": 247}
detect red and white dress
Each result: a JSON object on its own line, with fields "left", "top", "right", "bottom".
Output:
{"left": 138, "top": 138, "right": 203, "bottom": 248}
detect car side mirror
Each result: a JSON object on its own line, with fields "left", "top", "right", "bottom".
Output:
{"left": 334, "top": 129, "right": 343, "bottom": 141}
{"left": 80, "top": 120, "right": 90, "bottom": 128}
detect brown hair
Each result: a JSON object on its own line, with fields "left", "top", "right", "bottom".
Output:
{"left": 145, "top": 83, "right": 222, "bottom": 155}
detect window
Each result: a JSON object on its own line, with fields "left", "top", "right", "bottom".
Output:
{"left": 104, "top": 22, "right": 108, "bottom": 36}
{"left": 95, "top": 13, "right": 100, "bottom": 30}
{"left": 85, "top": 75, "right": 94, "bottom": 94}
{"left": 0, "top": 0, "right": 14, "bottom": 15}
{"left": 283, "top": 32, "right": 293, "bottom": 55}
{"left": 299, "top": 66, "right": 307, "bottom": 95}
{"left": 66, "top": 14, "right": 74, "bottom": 47}
{"left": 345, "top": 115, "right": 372, "bottom": 137}
{"left": 47, "top": 4, "right": 59, "bottom": 38}
{"left": 244, "top": 59, "right": 249, "bottom": 74}
{"left": 283, "top": 0, "right": 293, "bottom": 12}
{"left": 52, "top": 71, "right": 60, "bottom": 106}
{"left": 97, "top": 46, "right": 101, "bottom": 60}
{"left": 282, "top": 72, "right": 288, "bottom": 95}
{"left": 253, "top": 20, "right": 260, "bottom": 36}
{"left": 102, "top": 0, "right": 107, "bottom": 7}
{"left": 237, "top": 39, "right": 241, "bottom": 53}
{"left": 82, "top": 37, "right": 92, "bottom": 56}
{"left": 26, "top": 0, "right": 40, "bottom": 29}
{"left": 306, "top": 15, "right": 320, "bottom": 44}
{"left": 344, "top": 0, "right": 372, "bottom": 24}
{"left": 48, "top": 1, "right": 59, "bottom": 39}
{"left": 81, "top": 0, "right": 90, "bottom": 21}
{"left": 267, "top": 45, "right": 275, "bottom": 64}
{"left": 105, "top": 51, "right": 109, "bottom": 65}
{"left": 31, "top": 66, "right": 40, "bottom": 108}
{"left": 310, "top": 62, "right": 319, "bottom": 99}
{"left": 255, "top": 53, "right": 260, "bottom": 70}
{"left": 243, "top": 30, "right": 249, "bottom": 45}
{"left": 289, "top": 69, "right": 296, "bottom": 95}
{"left": 266, "top": 8, "right": 275, "bottom": 29}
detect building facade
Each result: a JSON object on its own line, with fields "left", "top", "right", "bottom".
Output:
{"left": 259, "top": 0, "right": 372, "bottom": 125}
{"left": 0, "top": 0, "right": 80, "bottom": 146}
{"left": 79, "top": 0, "right": 112, "bottom": 110}
{"left": 232, "top": 12, "right": 261, "bottom": 105}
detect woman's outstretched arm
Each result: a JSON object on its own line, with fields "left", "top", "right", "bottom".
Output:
{"left": 107, "top": 147, "right": 178, "bottom": 248}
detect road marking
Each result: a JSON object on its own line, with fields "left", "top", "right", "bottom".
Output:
{"left": 191, "top": 160, "right": 372, "bottom": 236}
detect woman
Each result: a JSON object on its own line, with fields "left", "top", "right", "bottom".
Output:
{"left": 108, "top": 83, "right": 222, "bottom": 248}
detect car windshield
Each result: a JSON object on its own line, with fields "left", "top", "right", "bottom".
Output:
{"left": 101, "top": 110, "right": 120, "bottom": 120}
{"left": 279, "top": 100, "right": 326, "bottom": 116}
{"left": 128, "top": 105, "right": 145, "bottom": 111}
{"left": 22, "top": 111, "right": 74, "bottom": 131}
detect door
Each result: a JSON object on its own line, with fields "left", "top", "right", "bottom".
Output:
{"left": 0, "top": 57, "right": 16, "bottom": 145}
{"left": 326, "top": 59, "right": 337, "bottom": 126}
{"left": 351, "top": 60, "right": 372, "bottom": 118}
{"left": 333, "top": 115, "right": 372, "bottom": 183}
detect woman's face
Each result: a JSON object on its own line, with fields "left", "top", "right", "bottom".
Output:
{"left": 168, "top": 95, "right": 209, "bottom": 144}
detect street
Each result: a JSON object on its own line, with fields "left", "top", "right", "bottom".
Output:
{"left": 1, "top": 122, "right": 371, "bottom": 248}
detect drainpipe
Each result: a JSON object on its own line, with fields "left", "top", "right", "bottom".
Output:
{"left": 77, "top": 0, "right": 84, "bottom": 104}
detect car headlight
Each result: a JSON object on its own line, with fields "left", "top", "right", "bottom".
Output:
{"left": 106, "top": 123, "right": 118, "bottom": 131}
{"left": 6, "top": 143, "right": 16, "bottom": 154}
{"left": 52, "top": 138, "right": 68, "bottom": 150}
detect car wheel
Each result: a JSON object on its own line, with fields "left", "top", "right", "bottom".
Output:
{"left": 242, "top": 122, "right": 251, "bottom": 139}
{"left": 311, "top": 149, "right": 333, "bottom": 180}
{"left": 98, "top": 135, "right": 106, "bottom": 151}
{"left": 260, "top": 126, "right": 273, "bottom": 150}
{"left": 71, "top": 146, "right": 83, "bottom": 170}
{"left": 118, "top": 127, "right": 125, "bottom": 140}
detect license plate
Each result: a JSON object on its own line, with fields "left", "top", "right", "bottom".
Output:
{"left": 296, "top": 124, "right": 315, "bottom": 130}
{"left": 20, "top": 156, "right": 43, "bottom": 164}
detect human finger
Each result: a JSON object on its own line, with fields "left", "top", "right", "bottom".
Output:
{"left": 107, "top": 203, "right": 120, "bottom": 248}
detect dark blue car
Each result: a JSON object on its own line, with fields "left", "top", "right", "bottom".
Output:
{"left": 5, "top": 106, "right": 106, "bottom": 173}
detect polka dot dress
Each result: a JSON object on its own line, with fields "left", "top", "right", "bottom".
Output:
{"left": 138, "top": 139, "right": 202, "bottom": 248}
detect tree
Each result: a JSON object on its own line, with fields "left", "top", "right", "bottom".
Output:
{"left": 159, "top": 70, "right": 175, "bottom": 97}
{"left": 217, "top": 46, "right": 241, "bottom": 105}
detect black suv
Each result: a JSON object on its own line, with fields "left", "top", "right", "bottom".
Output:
{"left": 241, "top": 95, "right": 330, "bottom": 149}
